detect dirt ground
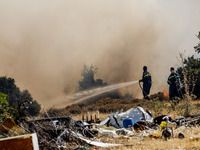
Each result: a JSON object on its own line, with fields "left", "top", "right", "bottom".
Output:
{"left": 101, "top": 127, "right": 200, "bottom": 150}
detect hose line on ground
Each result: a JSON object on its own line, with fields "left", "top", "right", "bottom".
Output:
{"left": 138, "top": 81, "right": 151, "bottom": 100}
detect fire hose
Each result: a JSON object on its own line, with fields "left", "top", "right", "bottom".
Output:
{"left": 138, "top": 81, "right": 152, "bottom": 100}
{"left": 138, "top": 81, "right": 143, "bottom": 92}
{"left": 139, "top": 80, "right": 183, "bottom": 100}
{"left": 176, "top": 84, "right": 183, "bottom": 99}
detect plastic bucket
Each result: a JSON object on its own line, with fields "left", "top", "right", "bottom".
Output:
{"left": 123, "top": 118, "right": 134, "bottom": 128}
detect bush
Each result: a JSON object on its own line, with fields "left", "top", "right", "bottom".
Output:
{"left": 78, "top": 64, "right": 107, "bottom": 91}
{"left": 0, "top": 76, "right": 41, "bottom": 124}
{"left": 177, "top": 32, "right": 200, "bottom": 99}
{"left": 0, "top": 92, "right": 17, "bottom": 123}
{"left": 150, "top": 92, "right": 168, "bottom": 101}
{"left": 147, "top": 98, "right": 168, "bottom": 116}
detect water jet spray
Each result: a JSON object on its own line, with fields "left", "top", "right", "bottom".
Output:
{"left": 70, "top": 80, "right": 139, "bottom": 104}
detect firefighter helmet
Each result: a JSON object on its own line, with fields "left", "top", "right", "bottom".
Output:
{"left": 170, "top": 67, "right": 174, "bottom": 71}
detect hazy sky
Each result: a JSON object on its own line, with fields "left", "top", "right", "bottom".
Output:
{"left": 0, "top": 0, "right": 200, "bottom": 107}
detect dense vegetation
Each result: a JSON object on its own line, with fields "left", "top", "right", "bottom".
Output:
{"left": 0, "top": 92, "right": 14, "bottom": 123}
{"left": 0, "top": 76, "right": 41, "bottom": 124}
{"left": 194, "top": 31, "right": 200, "bottom": 53}
{"left": 177, "top": 31, "right": 200, "bottom": 98}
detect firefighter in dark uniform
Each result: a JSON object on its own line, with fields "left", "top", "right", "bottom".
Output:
{"left": 167, "top": 67, "right": 180, "bottom": 100}
{"left": 139, "top": 66, "right": 152, "bottom": 100}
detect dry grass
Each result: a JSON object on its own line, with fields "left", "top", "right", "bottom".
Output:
{"left": 68, "top": 98, "right": 200, "bottom": 121}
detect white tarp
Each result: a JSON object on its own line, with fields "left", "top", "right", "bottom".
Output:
{"left": 100, "top": 107, "right": 153, "bottom": 128}
{"left": 78, "top": 136, "right": 122, "bottom": 147}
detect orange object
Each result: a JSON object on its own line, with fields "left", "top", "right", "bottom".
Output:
{"left": 0, "top": 118, "right": 19, "bottom": 134}
{"left": 135, "top": 125, "right": 145, "bottom": 133}
{"left": 163, "top": 88, "right": 169, "bottom": 98}
{"left": 0, "top": 133, "right": 39, "bottom": 150}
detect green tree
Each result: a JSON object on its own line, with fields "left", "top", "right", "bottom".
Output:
{"left": 0, "top": 76, "right": 41, "bottom": 121}
{"left": 0, "top": 77, "right": 20, "bottom": 106}
{"left": 177, "top": 32, "right": 200, "bottom": 98}
{"left": 0, "top": 92, "right": 17, "bottom": 123}
{"left": 19, "top": 90, "right": 41, "bottom": 116}
{"left": 78, "top": 64, "right": 107, "bottom": 91}
{"left": 0, "top": 92, "right": 9, "bottom": 121}
{"left": 194, "top": 31, "right": 200, "bottom": 53}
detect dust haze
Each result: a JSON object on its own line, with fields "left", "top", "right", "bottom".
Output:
{"left": 0, "top": 0, "right": 200, "bottom": 107}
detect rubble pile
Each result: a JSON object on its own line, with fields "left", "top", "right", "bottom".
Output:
{"left": 0, "top": 107, "right": 200, "bottom": 149}
{"left": 27, "top": 117, "right": 94, "bottom": 149}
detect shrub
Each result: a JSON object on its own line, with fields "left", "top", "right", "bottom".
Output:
{"left": 147, "top": 98, "right": 168, "bottom": 116}
{"left": 150, "top": 92, "right": 168, "bottom": 101}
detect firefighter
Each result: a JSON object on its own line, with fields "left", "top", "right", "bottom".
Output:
{"left": 167, "top": 67, "right": 180, "bottom": 101}
{"left": 139, "top": 66, "right": 152, "bottom": 100}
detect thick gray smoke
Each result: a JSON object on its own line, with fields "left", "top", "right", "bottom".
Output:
{"left": 0, "top": 0, "right": 200, "bottom": 107}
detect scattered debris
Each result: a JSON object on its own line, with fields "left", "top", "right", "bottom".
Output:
{"left": 162, "top": 128, "right": 171, "bottom": 139}
{"left": 123, "top": 118, "right": 134, "bottom": 128}
{"left": 77, "top": 134, "right": 122, "bottom": 148}
{"left": 154, "top": 115, "right": 172, "bottom": 125}
{"left": 0, "top": 107, "right": 200, "bottom": 149}
{"left": 0, "top": 133, "right": 39, "bottom": 150}
{"left": 189, "top": 136, "right": 200, "bottom": 141}
{"left": 178, "top": 132, "right": 185, "bottom": 139}
{"left": 82, "top": 111, "right": 101, "bottom": 124}
{"left": 0, "top": 118, "right": 24, "bottom": 135}
{"left": 135, "top": 124, "right": 146, "bottom": 133}
{"left": 27, "top": 116, "right": 94, "bottom": 149}
{"left": 100, "top": 107, "right": 153, "bottom": 128}
{"left": 149, "top": 134, "right": 161, "bottom": 139}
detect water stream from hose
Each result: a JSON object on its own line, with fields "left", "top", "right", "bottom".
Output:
{"left": 70, "top": 80, "right": 139, "bottom": 104}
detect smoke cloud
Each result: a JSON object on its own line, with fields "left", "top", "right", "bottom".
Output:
{"left": 0, "top": 0, "right": 200, "bottom": 107}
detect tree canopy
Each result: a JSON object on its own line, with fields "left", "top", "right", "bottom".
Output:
{"left": 0, "top": 77, "right": 20, "bottom": 106}
{"left": 78, "top": 64, "right": 107, "bottom": 91}
{"left": 194, "top": 31, "right": 200, "bottom": 53}
{"left": 0, "top": 76, "right": 41, "bottom": 122}
{"left": 0, "top": 92, "right": 9, "bottom": 122}
{"left": 177, "top": 32, "right": 200, "bottom": 98}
